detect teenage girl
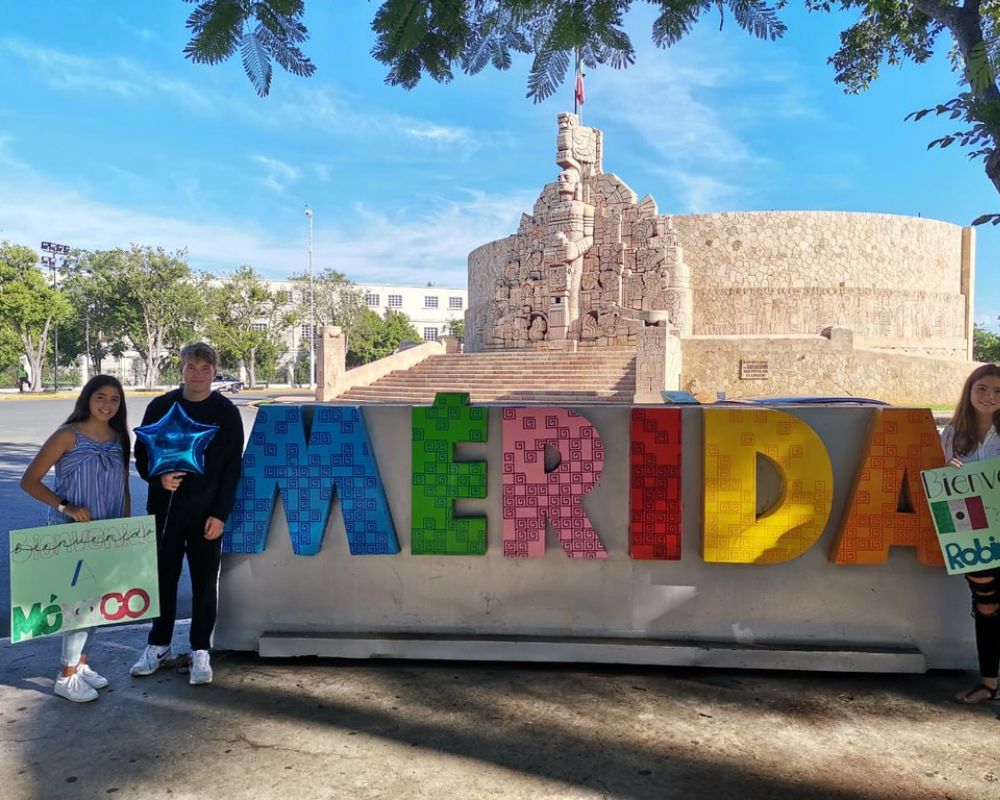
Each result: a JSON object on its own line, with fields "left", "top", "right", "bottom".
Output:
{"left": 20, "top": 375, "right": 131, "bottom": 703}
{"left": 941, "top": 363, "right": 1000, "bottom": 704}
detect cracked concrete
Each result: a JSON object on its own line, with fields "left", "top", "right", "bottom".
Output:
{"left": 1, "top": 622, "right": 999, "bottom": 799}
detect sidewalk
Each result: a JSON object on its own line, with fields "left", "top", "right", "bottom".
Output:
{"left": 0, "top": 387, "right": 315, "bottom": 401}
{"left": 1, "top": 622, "right": 998, "bottom": 800}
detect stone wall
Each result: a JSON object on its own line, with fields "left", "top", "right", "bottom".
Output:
{"left": 467, "top": 235, "right": 516, "bottom": 353}
{"left": 466, "top": 116, "right": 976, "bottom": 395}
{"left": 680, "top": 330, "right": 977, "bottom": 406}
{"left": 671, "top": 211, "right": 973, "bottom": 356}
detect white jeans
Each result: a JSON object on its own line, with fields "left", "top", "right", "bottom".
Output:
{"left": 61, "top": 627, "right": 93, "bottom": 668}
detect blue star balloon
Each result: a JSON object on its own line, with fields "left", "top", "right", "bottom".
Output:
{"left": 135, "top": 402, "right": 220, "bottom": 476}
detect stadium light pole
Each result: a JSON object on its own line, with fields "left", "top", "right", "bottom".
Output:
{"left": 40, "top": 241, "right": 70, "bottom": 391}
{"left": 305, "top": 205, "right": 315, "bottom": 389}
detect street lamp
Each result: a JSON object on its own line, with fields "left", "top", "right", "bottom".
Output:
{"left": 305, "top": 205, "right": 315, "bottom": 390}
{"left": 40, "top": 241, "right": 70, "bottom": 391}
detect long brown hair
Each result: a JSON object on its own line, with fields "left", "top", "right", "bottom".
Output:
{"left": 948, "top": 363, "right": 1000, "bottom": 457}
{"left": 65, "top": 375, "right": 130, "bottom": 464}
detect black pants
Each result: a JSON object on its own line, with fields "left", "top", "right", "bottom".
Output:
{"left": 148, "top": 512, "right": 222, "bottom": 652}
{"left": 965, "top": 567, "right": 1000, "bottom": 680}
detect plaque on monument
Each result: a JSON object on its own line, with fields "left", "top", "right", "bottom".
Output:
{"left": 740, "top": 360, "right": 769, "bottom": 380}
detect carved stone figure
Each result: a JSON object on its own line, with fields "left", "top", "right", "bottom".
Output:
{"left": 480, "top": 113, "right": 691, "bottom": 350}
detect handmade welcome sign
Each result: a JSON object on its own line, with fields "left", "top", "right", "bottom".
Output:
{"left": 220, "top": 397, "right": 947, "bottom": 568}
{"left": 921, "top": 456, "right": 1000, "bottom": 575}
{"left": 9, "top": 515, "right": 159, "bottom": 643}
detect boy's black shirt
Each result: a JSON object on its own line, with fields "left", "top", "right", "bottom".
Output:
{"left": 135, "top": 388, "right": 244, "bottom": 524}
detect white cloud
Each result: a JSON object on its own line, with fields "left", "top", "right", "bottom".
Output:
{"left": 404, "top": 124, "right": 469, "bottom": 143}
{"left": 0, "top": 136, "right": 533, "bottom": 286}
{"left": 0, "top": 36, "right": 211, "bottom": 108}
{"left": 250, "top": 155, "right": 302, "bottom": 193}
{"left": 113, "top": 15, "right": 156, "bottom": 42}
{"left": 665, "top": 169, "right": 742, "bottom": 213}
{"left": 273, "top": 85, "right": 478, "bottom": 156}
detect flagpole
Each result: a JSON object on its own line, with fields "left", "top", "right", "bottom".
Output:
{"left": 574, "top": 48, "right": 582, "bottom": 122}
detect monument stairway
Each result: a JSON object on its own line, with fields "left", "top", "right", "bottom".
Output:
{"left": 336, "top": 349, "right": 637, "bottom": 404}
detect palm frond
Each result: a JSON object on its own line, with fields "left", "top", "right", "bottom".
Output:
{"left": 650, "top": 0, "right": 708, "bottom": 48}
{"left": 526, "top": 42, "right": 569, "bottom": 104}
{"left": 725, "top": 0, "right": 786, "bottom": 41}
{"left": 183, "top": 0, "right": 243, "bottom": 64}
{"left": 241, "top": 30, "right": 273, "bottom": 97}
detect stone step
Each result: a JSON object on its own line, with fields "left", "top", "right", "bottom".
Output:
{"left": 340, "top": 388, "right": 632, "bottom": 399}
{"left": 378, "top": 375, "right": 635, "bottom": 391}
{"left": 400, "top": 366, "right": 635, "bottom": 372}
{"left": 360, "top": 388, "right": 636, "bottom": 396}
{"left": 340, "top": 395, "right": 635, "bottom": 404}
{"left": 429, "top": 355, "right": 635, "bottom": 363}
{"left": 336, "top": 348, "right": 638, "bottom": 405}
{"left": 378, "top": 377, "right": 636, "bottom": 385}
{"left": 385, "top": 372, "right": 635, "bottom": 381}
{"left": 428, "top": 354, "right": 636, "bottom": 361}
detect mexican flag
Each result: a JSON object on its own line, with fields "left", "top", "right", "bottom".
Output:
{"left": 930, "top": 496, "right": 989, "bottom": 534}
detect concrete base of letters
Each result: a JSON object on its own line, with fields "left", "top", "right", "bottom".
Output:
{"left": 259, "top": 632, "right": 927, "bottom": 673}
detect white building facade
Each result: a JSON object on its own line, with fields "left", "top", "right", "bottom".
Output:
{"left": 356, "top": 283, "right": 467, "bottom": 342}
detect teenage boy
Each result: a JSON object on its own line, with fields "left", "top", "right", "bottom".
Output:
{"left": 131, "top": 343, "right": 244, "bottom": 685}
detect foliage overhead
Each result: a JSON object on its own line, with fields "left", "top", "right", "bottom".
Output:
{"left": 183, "top": 0, "right": 316, "bottom": 97}
{"left": 805, "top": 0, "right": 1000, "bottom": 219}
{"left": 183, "top": 0, "right": 786, "bottom": 102}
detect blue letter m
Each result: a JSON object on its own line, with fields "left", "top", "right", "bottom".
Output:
{"left": 223, "top": 405, "right": 399, "bottom": 556}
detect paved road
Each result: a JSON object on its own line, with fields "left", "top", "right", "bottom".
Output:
{"left": 0, "top": 395, "right": 261, "bottom": 637}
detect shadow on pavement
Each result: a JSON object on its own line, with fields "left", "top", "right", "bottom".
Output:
{"left": 3, "top": 624, "right": 999, "bottom": 800}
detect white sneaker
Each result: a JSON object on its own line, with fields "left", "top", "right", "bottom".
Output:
{"left": 189, "top": 649, "right": 213, "bottom": 685}
{"left": 76, "top": 663, "right": 108, "bottom": 690}
{"left": 54, "top": 672, "right": 98, "bottom": 703}
{"left": 130, "top": 645, "right": 171, "bottom": 677}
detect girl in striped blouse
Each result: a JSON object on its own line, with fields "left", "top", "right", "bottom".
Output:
{"left": 20, "top": 375, "right": 131, "bottom": 703}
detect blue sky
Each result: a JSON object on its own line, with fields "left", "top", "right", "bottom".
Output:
{"left": 1, "top": 2, "right": 998, "bottom": 326}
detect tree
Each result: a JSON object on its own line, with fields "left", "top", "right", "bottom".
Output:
{"left": 806, "top": 0, "right": 1000, "bottom": 213}
{"left": 60, "top": 249, "right": 129, "bottom": 378}
{"left": 445, "top": 316, "right": 465, "bottom": 342}
{"left": 206, "top": 265, "right": 291, "bottom": 387}
{"left": 183, "top": 1, "right": 786, "bottom": 101}
{"left": 110, "top": 246, "right": 207, "bottom": 388}
{"left": 0, "top": 324, "right": 22, "bottom": 376}
{"left": 0, "top": 242, "right": 72, "bottom": 392}
{"left": 289, "top": 267, "right": 366, "bottom": 349}
{"left": 974, "top": 322, "right": 1000, "bottom": 362}
{"left": 346, "top": 308, "right": 421, "bottom": 367}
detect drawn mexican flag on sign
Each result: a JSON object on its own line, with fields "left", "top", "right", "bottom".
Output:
{"left": 930, "top": 496, "right": 989, "bottom": 534}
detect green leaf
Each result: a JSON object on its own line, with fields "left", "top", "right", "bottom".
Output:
{"left": 183, "top": 0, "right": 244, "bottom": 65}
{"left": 241, "top": 30, "right": 273, "bottom": 97}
